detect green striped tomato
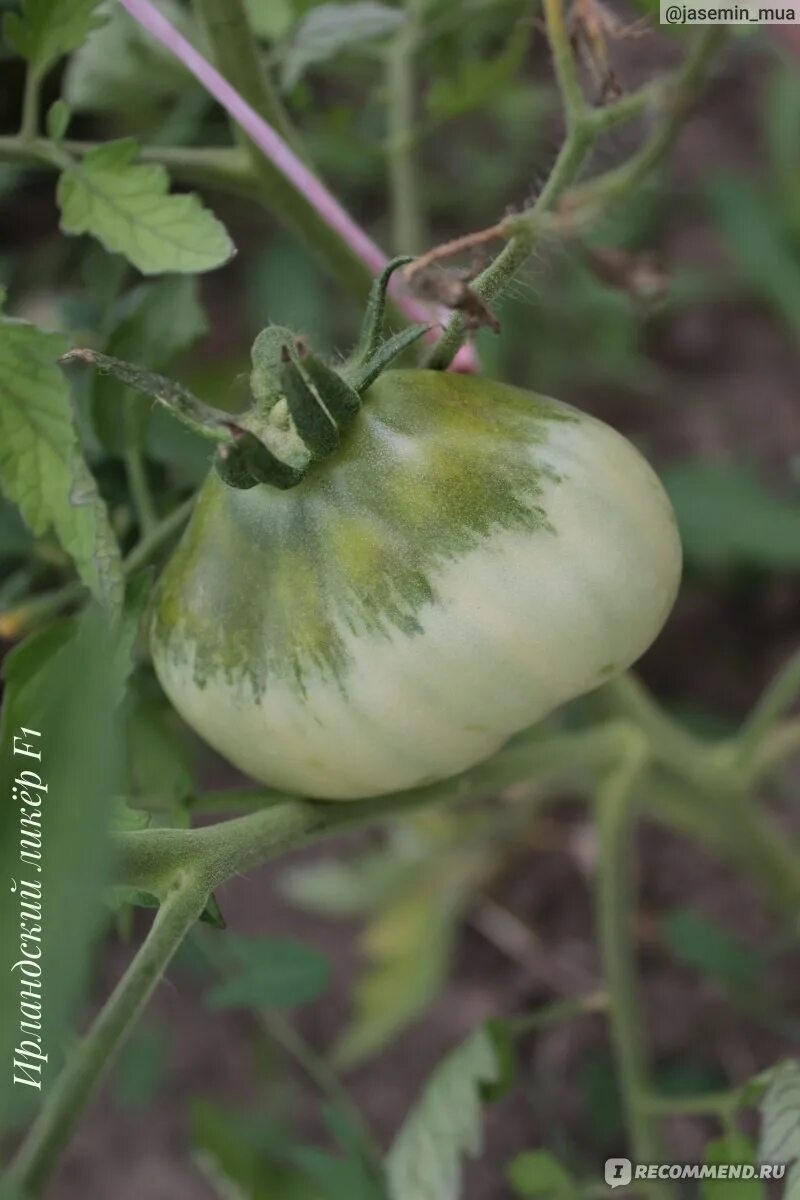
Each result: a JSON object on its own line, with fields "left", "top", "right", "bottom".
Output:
{"left": 151, "top": 370, "right": 681, "bottom": 799}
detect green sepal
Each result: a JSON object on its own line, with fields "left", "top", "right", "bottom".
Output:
{"left": 61, "top": 349, "right": 235, "bottom": 444}
{"left": 301, "top": 353, "right": 361, "bottom": 426}
{"left": 280, "top": 354, "right": 340, "bottom": 460}
{"left": 250, "top": 324, "right": 295, "bottom": 412}
{"left": 352, "top": 256, "right": 414, "bottom": 366}
{"left": 215, "top": 432, "right": 307, "bottom": 491}
{"left": 351, "top": 323, "right": 430, "bottom": 393}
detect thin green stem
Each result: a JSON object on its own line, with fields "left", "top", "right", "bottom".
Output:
{"left": 595, "top": 731, "right": 667, "bottom": 1192}
{"left": 738, "top": 648, "right": 800, "bottom": 763}
{"left": 426, "top": 23, "right": 724, "bottom": 370}
{"left": 19, "top": 66, "right": 42, "bottom": 141}
{"left": 569, "top": 27, "right": 725, "bottom": 210}
{"left": 112, "top": 724, "right": 631, "bottom": 893}
{"left": 386, "top": 2, "right": 425, "bottom": 254}
{"left": 123, "top": 399, "right": 159, "bottom": 536}
{"left": 192, "top": 0, "right": 372, "bottom": 300}
{"left": 642, "top": 1089, "right": 743, "bottom": 1118}
{"left": 507, "top": 991, "right": 607, "bottom": 1037}
{"left": 9, "top": 878, "right": 208, "bottom": 1197}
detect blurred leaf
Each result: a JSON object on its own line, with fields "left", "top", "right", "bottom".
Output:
{"left": 281, "top": 2, "right": 404, "bottom": 89}
{"left": 124, "top": 670, "right": 194, "bottom": 810}
{"left": 281, "top": 849, "right": 411, "bottom": 916}
{"left": 386, "top": 1026, "right": 498, "bottom": 1200}
{"left": 705, "top": 174, "right": 800, "bottom": 341}
{"left": 244, "top": 0, "right": 294, "bottom": 39}
{"left": 759, "top": 1059, "right": 800, "bottom": 1197}
{"left": 661, "top": 909, "right": 762, "bottom": 992}
{"left": 191, "top": 1100, "right": 325, "bottom": 1200}
{"left": 64, "top": 0, "right": 196, "bottom": 113}
{"left": 662, "top": 460, "right": 800, "bottom": 573}
{"left": 762, "top": 63, "right": 800, "bottom": 238}
{"left": 507, "top": 1151, "right": 576, "bottom": 1199}
{"left": 0, "top": 498, "right": 32, "bottom": 562}
{"left": 288, "top": 1145, "right": 383, "bottom": 1200}
{"left": 114, "top": 1023, "right": 169, "bottom": 1109}
{"left": 0, "top": 310, "right": 123, "bottom": 613}
{"left": 426, "top": 20, "right": 528, "bottom": 123}
{"left": 246, "top": 237, "right": 330, "bottom": 345}
{"left": 581, "top": 1049, "right": 624, "bottom": 1147}
{"left": 111, "top": 799, "right": 150, "bottom": 832}
{"left": 207, "top": 935, "right": 330, "bottom": 1011}
{"left": 0, "top": 589, "right": 142, "bottom": 1131}
{"left": 702, "top": 1134, "right": 764, "bottom": 1200}
{"left": 481, "top": 1018, "right": 517, "bottom": 1103}
{"left": 333, "top": 884, "right": 463, "bottom": 1067}
{"left": 57, "top": 140, "right": 235, "bottom": 276}
{"left": 3, "top": 0, "right": 105, "bottom": 76}
{"left": 45, "top": 98, "right": 70, "bottom": 141}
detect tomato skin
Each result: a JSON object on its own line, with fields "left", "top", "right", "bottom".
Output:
{"left": 151, "top": 370, "right": 681, "bottom": 799}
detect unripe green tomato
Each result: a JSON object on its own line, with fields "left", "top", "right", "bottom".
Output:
{"left": 151, "top": 371, "right": 681, "bottom": 800}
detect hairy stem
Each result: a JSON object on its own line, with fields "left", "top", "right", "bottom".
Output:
{"left": 426, "top": 23, "right": 724, "bottom": 370}
{"left": 9, "top": 879, "right": 208, "bottom": 1197}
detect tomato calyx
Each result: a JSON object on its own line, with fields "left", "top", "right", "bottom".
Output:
{"left": 60, "top": 258, "right": 429, "bottom": 493}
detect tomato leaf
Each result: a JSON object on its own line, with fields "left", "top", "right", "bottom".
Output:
{"left": 64, "top": 0, "right": 197, "bottom": 114}
{"left": 660, "top": 908, "right": 763, "bottom": 992}
{"left": 57, "top": 140, "right": 235, "bottom": 276}
{"left": 662, "top": 460, "right": 800, "bottom": 574}
{"left": 0, "top": 589, "right": 143, "bottom": 1132}
{"left": 386, "top": 1026, "right": 499, "bottom": 1200}
{"left": 3, "top": 0, "right": 105, "bottom": 77}
{"left": 702, "top": 1134, "right": 764, "bottom": 1200}
{"left": 758, "top": 1060, "right": 800, "bottom": 1197}
{"left": 0, "top": 310, "right": 123, "bottom": 614}
{"left": 281, "top": 3, "right": 405, "bottom": 90}
{"left": 507, "top": 1151, "right": 576, "bottom": 1199}
{"left": 206, "top": 936, "right": 330, "bottom": 1011}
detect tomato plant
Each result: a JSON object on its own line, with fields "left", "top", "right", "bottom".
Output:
{"left": 0, "top": 2, "right": 799, "bottom": 1199}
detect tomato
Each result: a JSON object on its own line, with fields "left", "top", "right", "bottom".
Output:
{"left": 150, "top": 368, "right": 681, "bottom": 799}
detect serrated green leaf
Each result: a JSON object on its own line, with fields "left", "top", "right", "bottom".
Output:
{"left": 281, "top": 3, "right": 405, "bottom": 90}
{"left": 64, "top": 0, "right": 197, "bottom": 113}
{"left": 0, "top": 313, "right": 123, "bottom": 613}
{"left": 57, "top": 140, "right": 235, "bottom": 276}
{"left": 386, "top": 1026, "right": 498, "bottom": 1200}
{"left": 759, "top": 1060, "right": 800, "bottom": 1199}
{"left": 662, "top": 460, "right": 800, "bottom": 573}
{"left": 702, "top": 1134, "right": 765, "bottom": 1200}
{"left": 4, "top": 0, "right": 105, "bottom": 76}
{"left": 507, "top": 1151, "right": 575, "bottom": 1199}
{"left": 207, "top": 936, "right": 330, "bottom": 1011}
